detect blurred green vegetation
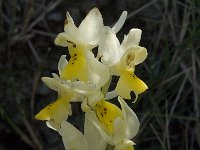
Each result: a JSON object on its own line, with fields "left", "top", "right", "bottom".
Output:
{"left": 0, "top": 0, "right": 200, "bottom": 150}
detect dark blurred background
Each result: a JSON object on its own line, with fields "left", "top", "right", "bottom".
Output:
{"left": 0, "top": 0, "right": 200, "bottom": 150}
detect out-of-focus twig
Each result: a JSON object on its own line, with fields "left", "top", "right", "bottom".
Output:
{"left": 21, "top": 116, "right": 44, "bottom": 150}
{"left": 150, "top": 124, "right": 167, "bottom": 150}
{"left": 27, "top": 40, "right": 41, "bottom": 63}
{"left": 32, "top": 29, "right": 56, "bottom": 38}
{"left": 30, "top": 70, "right": 41, "bottom": 122}
{"left": 127, "top": 0, "right": 158, "bottom": 20}
{"left": 27, "top": 0, "right": 63, "bottom": 32}
{"left": 0, "top": 105, "right": 35, "bottom": 149}
{"left": 21, "top": 0, "right": 34, "bottom": 34}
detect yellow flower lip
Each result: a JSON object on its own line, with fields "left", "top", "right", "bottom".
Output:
{"left": 60, "top": 47, "right": 88, "bottom": 82}
{"left": 94, "top": 100, "right": 123, "bottom": 134}
{"left": 35, "top": 97, "right": 72, "bottom": 130}
{"left": 35, "top": 103, "right": 52, "bottom": 120}
{"left": 116, "top": 70, "right": 148, "bottom": 100}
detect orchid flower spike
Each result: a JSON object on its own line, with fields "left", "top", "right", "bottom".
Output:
{"left": 35, "top": 8, "right": 147, "bottom": 150}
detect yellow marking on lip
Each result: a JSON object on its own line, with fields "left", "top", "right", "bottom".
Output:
{"left": 94, "top": 100, "right": 122, "bottom": 134}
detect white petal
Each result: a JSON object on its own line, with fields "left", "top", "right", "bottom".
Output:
{"left": 64, "top": 12, "right": 79, "bottom": 41}
{"left": 84, "top": 117, "right": 107, "bottom": 150}
{"left": 112, "top": 117, "right": 127, "bottom": 144}
{"left": 105, "top": 90, "right": 118, "bottom": 100}
{"left": 54, "top": 32, "right": 71, "bottom": 47}
{"left": 42, "top": 77, "right": 70, "bottom": 94}
{"left": 54, "top": 33, "right": 78, "bottom": 48}
{"left": 121, "top": 29, "right": 142, "bottom": 50}
{"left": 86, "top": 51, "right": 110, "bottom": 89}
{"left": 52, "top": 73, "right": 72, "bottom": 87}
{"left": 41, "top": 77, "right": 69, "bottom": 93}
{"left": 114, "top": 140, "right": 135, "bottom": 150}
{"left": 60, "top": 121, "right": 88, "bottom": 150}
{"left": 118, "top": 97, "right": 140, "bottom": 139}
{"left": 52, "top": 73, "right": 91, "bottom": 92}
{"left": 81, "top": 98, "right": 91, "bottom": 112}
{"left": 71, "top": 81, "right": 95, "bottom": 94}
{"left": 78, "top": 8, "right": 103, "bottom": 46}
{"left": 85, "top": 111, "right": 114, "bottom": 145}
{"left": 52, "top": 74, "right": 103, "bottom": 103}
{"left": 55, "top": 12, "right": 79, "bottom": 47}
{"left": 65, "top": 11, "right": 75, "bottom": 23}
{"left": 58, "top": 55, "right": 68, "bottom": 75}
{"left": 112, "top": 11, "right": 127, "bottom": 33}
{"left": 98, "top": 27, "right": 124, "bottom": 67}
{"left": 41, "top": 77, "right": 81, "bottom": 101}
{"left": 46, "top": 121, "right": 59, "bottom": 131}
{"left": 87, "top": 90, "right": 104, "bottom": 107}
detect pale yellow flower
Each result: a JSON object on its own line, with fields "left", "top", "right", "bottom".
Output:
{"left": 35, "top": 77, "right": 84, "bottom": 130}
{"left": 54, "top": 8, "right": 104, "bottom": 82}
{"left": 86, "top": 97, "right": 139, "bottom": 149}
{"left": 98, "top": 27, "right": 148, "bottom": 100}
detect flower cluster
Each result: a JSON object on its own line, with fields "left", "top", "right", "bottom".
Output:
{"left": 35, "top": 8, "right": 148, "bottom": 150}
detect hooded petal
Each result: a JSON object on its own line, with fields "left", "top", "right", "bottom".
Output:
{"left": 54, "top": 32, "right": 73, "bottom": 47}
{"left": 98, "top": 27, "right": 124, "bottom": 67}
{"left": 78, "top": 8, "right": 103, "bottom": 46}
{"left": 112, "top": 11, "right": 127, "bottom": 33}
{"left": 125, "top": 46, "right": 147, "bottom": 66}
{"left": 115, "top": 71, "right": 148, "bottom": 100}
{"left": 84, "top": 117, "right": 107, "bottom": 150}
{"left": 60, "top": 121, "right": 88, "bottom": 150}
{"left": 118, "top": 97, "right": 140, "bottom": 139}
{"left": 58, "top": 55, "right": 68, "bottom": 75}
{"left": 86, "top": 51, "right": 110, "bottom": 89}
{"left": 116, "top": 46, "right": 147, "bottom": 74}
{"left": 121, "top": 29, "right": 142, "bottom": 50}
